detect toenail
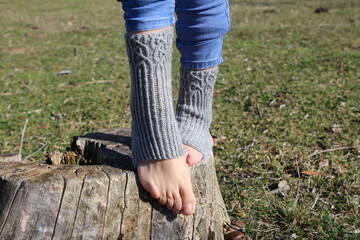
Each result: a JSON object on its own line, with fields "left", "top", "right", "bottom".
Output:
{"left": 183, "top": 204, "right": 194, "bottom": 214}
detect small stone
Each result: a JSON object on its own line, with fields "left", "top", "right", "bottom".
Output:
{"left": 290, "top": 233, "right": 297, "bottom": 239}
{"left": 349, "top": 229, "right": 360, "bottom": 234}
{"left": 331, "top": 124, "right": 342, "bottom": 133}
{"left": 57, "top": 70, "right": 72, "bottom": 75}
{"left": 278, "top": 180, "right": 288, "bottom": 188}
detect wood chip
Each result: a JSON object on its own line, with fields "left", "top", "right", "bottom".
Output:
{"left": 48, "top": 151, "right": 64, "bottom": 165}
{"left": 240, "top": 191, "right": 247, "bottom": 198}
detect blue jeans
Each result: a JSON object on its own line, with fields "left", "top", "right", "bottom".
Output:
{"left": 118, "top": 0, "right": 230, "bottom": 70}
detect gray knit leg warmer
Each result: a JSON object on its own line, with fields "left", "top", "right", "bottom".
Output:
{"left": 176, "top": 67, "right": 219, "bottom": 159}
{"left": 125, "top": 27, "right": 184, "bottom": 166}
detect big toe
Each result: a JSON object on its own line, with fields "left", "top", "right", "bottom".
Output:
{"left": 180, "top": 186, "right": 196, "bottom": 215}
{"left": 184, "top": 145, "right": 203, "bottom": 166}
{"left": 186, "top": 154, "right": 201, "bottom": 166}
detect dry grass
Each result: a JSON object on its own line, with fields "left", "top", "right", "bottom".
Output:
{"left": 1, "top": 0, "right": 359, "bottom": 239}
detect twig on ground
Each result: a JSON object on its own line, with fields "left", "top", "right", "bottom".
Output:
{"left": 341, "top": 184, "right": 353, "bottom": 197}
{"left": 294, "top": 160, "right": 301, "bottom": 205}
{"left": 311, "top": 193, "right": 320, "bottom": 210}
{"left": 305, "top": 146, "right": 355, "bottom": 159}
{"left": 19, "top": 118, "right": 28, "bottom": 157}
{"left": 82, "top": 80, "right": 115, "bottom": 85}
{"left": 24, "top": 143, "right": 46, "bottom": 160}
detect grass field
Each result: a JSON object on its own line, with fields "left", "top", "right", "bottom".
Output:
{"left": 1, "top": 0, "right": 359, "bottom": 239}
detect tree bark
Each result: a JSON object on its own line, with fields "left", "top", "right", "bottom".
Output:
{"left": 0, "top": 129, "right": 229, "bottom": 240}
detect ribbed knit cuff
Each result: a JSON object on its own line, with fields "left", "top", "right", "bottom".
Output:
{"left": 125, "top": 27, "right": 184, "bottom": 166}
{"left": 176, "top": 67, "right": 219, "bottom": 158}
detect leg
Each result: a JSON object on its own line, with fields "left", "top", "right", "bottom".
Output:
{"left": 175, "top": 0, "right": 231, "bottom": 165}
{"left": 120, "top": 0, "right": 196, "bottom": 215}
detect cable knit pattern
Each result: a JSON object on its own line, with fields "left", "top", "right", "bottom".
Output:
{"left": 125, "top": 27, "right": 184, "bottom": 166}
{"left": 176, "top": 67, "right": 219, "bottom": 159}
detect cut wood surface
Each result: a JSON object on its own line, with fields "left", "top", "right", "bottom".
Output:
{"left": 0, "top": 153, "right": 21, "bottom": 162}
{"left": 0, "top": 129, "right": 229, "bottom": 240}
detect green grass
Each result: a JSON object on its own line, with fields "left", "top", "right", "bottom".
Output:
{"left": 1, "top": 0, "right": 359, "bottom": 239}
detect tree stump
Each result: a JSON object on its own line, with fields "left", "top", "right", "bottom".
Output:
{"left": 0, "top": 129, "right": 229, "bottom": 240}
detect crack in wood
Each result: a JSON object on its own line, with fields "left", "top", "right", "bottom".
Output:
{"left": 0, "top": 181, "right": 24, "bottom": 236}
{"left": 74, "top": 168, "right": 80, "bottom": 178}
{"left": 191, "top": 204, "right": 196, "bottom": 240}
{"left": 30, "top": 208, "right": 41, "bottom": 238}
{"left": 118, "top": 170, "right": 128, "bottom": 239}
{"left": 69, "top": 172, "right": 87, "bottom": 238}
{"left": 98, "top": 167, "right": 111, "bottom": 240}
{"left": 51, "top": 175, "right": 66, "bottom": 240}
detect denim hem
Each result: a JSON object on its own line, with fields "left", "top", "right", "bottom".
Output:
{"left": 180, "top": 56, "right": 223, "bottom": 70}
{"left": 125, "top": 17, "right": 175, "bottom": 32}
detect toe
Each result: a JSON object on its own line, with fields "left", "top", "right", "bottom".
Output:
{"left": 166, "top": 192, "right": 174, "bottom": 211}
{"left": 142, "top": 181, "right": 160, "bottom": 199}
{"left": 180, "top": 185, "right": 196, "bottom": 215}
{"left": 185, "top": 154, "right": 195, "bottom": 166}
{"left": 185, "top": 153, "right": 197, "bottom": 166}
{"left": 158, "top": 194, "right": 167, "bottom": 206}
{"left": 184, "top": 145, "right": 203, "bottom": 166}
{"left": 182, "top": 203, "right": 195, "bottom": 215}
{"left": 150, "top": 188, "right": 160, "bottom": 200}
{"left": 172, "top": 192, "right": 182, "bottom": 214}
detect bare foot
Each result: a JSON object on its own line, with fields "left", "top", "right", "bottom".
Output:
{"left": 184, "top": 135, "right": 214, "bottom": 166}
{"left": 137, "top": 156, "right": 196, "bottom": 215}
